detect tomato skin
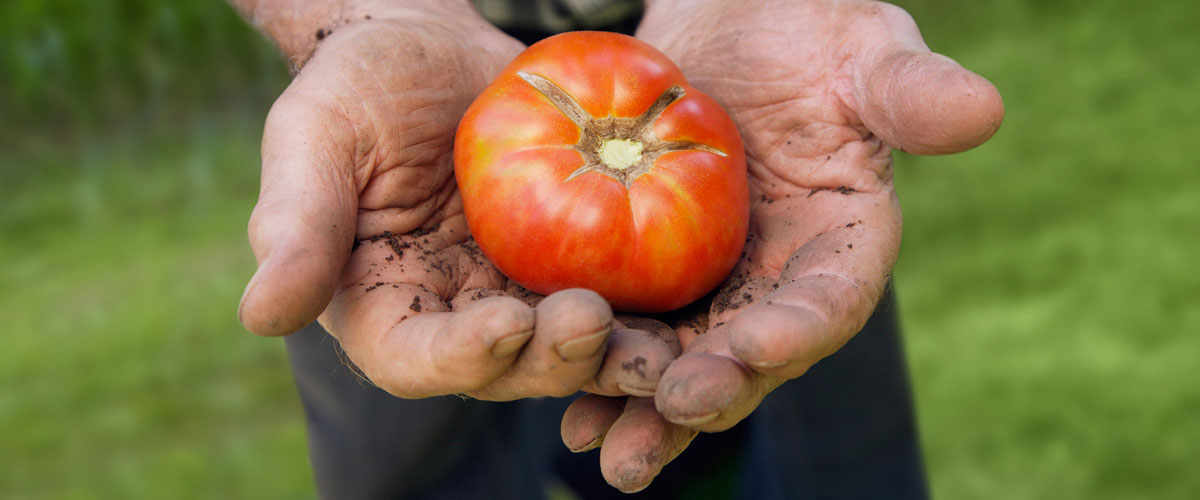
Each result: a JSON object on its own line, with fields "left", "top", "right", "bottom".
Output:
{"left": 454, "top": 31, "right": 748, "bottom": 313}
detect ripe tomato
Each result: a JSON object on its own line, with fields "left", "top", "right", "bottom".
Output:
{"left": 454, "top": 31, "right": 748, "bottom": 313}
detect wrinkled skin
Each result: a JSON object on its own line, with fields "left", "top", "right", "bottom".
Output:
{"left": 237, "top": 7, "right": 678, "bottom": 402}
{"left": 237, "top": 0, "right": 1003, "bottom": 494}
{"left": 556, "top": 0, "right": 1004, "bottom": 492}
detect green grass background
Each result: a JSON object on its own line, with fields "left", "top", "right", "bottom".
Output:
{"left": 1, "top": 0, "right": 1196, "bottom": 498}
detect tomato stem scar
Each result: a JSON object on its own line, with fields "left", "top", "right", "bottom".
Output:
{"left": 598, "top": 138, "right": 643, "bottom": 170}
{"left": 516, "top": 71, "right": 726, "bottom": 188}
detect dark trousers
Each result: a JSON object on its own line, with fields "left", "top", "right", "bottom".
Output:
{"left": 284, "top": 291, "right": 929, "bottom": 499}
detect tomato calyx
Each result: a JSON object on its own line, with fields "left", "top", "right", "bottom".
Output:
{"left": 517, "top": 71, "right": 727, "bottom": 188}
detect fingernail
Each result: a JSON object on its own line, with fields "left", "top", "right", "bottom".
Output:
{"left": 749, "top": 360, "right": 787, "bottom": 370}
{"left": 237, "top": 269, "right": 284, "bottom": 334}
{"left": 555, "top": 326, "right": 610, "bottom": 362}
{"left": 237, "top": 268, "right": 263, "bottom": 327}
{"left": 668, "top": 411, "right": 719, "bottom": 427}
{"left": 617, "top": 383, "right": 656, "bottom": 398}
{"left": 568, "top": 435, "right": 603, "bottom": 453}
{"left": 236, "top": 297, "right": 249, "bottom": 328}
{"left": 491, "top": 330, "right": 533, "bottom": 359}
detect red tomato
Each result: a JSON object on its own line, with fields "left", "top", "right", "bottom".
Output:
{"left": 454, "top": 31, "right": 748, "bottom": 313}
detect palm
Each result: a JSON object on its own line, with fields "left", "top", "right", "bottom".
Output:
{"left": 277, "top": 24, "right": 518, "bottom": 309}
{"left": 647, "top": 3, "right": 904, "bottom": 348}
{"left": 294, "top": 22, "right": 535, "bottom": 382}
{"left": 693, "top": 9, "right": 900, "bottom": 283}
{"left": 626, "top": 1, "right": 924, "bottom": 429}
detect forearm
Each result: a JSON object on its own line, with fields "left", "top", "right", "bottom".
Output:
{"left": 229, "top": 0, "right": 479, "bottom": 67}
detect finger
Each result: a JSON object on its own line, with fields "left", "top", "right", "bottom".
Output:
{"left": 654, "top": 330, "right": 774, "bottom": 432}
{"left": 468, "top": 289, "right": 614, "bottom": 400}
{"left": 561, "top": 394, "right": 624, "bottom": 453}
{"left": 584, "top": 319, "right": 681, "bottom": 397}
{"left": 847, "top": 3, "right": 1004, "bottom": 155}
{"left": 726, "top": 301, "right": 828, "bottom": 378}
{"left": 599, "top": 397, "right": 698, "bottom": 493}
{"left": 324, "top": 284, "right": 535, "bottom": 398}
{"left": 651, "top": 269, "right": 781, "bottom": 431}
{"left": 729, "top": 222, "right": 895, "bottom": 379}
{"left": 238, "top": 90, "right": 358, "bottom": 336}
{"left": 617, "top": 316, "right": 683, "bottom": 354}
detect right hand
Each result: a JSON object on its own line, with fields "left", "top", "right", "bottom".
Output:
{"left": 237, "top": 6, "right": 679, "bottom": 401}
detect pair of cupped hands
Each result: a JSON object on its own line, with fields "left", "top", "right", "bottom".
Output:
{"left": 237, "top": 0, "right": 1002, "bottom": 492}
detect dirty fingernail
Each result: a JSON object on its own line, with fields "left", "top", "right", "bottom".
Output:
{"left": 748, "top": 359, "right": 787, "bottom": 370}
{"left": 617, "top": 383, "right": 656, "bottom": 398}
{"left": 569, "top": 435, "right": 603, "bottom": 453}
{"left": 555, "top": 326, "right": 611, "bottom": 361}
{"left": 491, "top": 330, "right": 533, "bottom": 359}
{"left": 667, "top": 411, "right": 719, "bottom": 427}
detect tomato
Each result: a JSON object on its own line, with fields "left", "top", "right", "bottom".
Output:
{"left": 454, "top": 31, "right": 748, "bottom": 313}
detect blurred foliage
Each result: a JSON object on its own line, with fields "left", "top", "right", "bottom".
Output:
{"left": 0, "top": 0, "right": 287, "bottom": 150}
{"left": 0, "top": 126, "right": 312, "bottom": 499}
{"left": 1, "top": 1, "right": 307, "bottom": 498}
{"left": 0, "top": 0, "right": 1197, "bottom": 498}
{"left": 892, "top": 0, "right": 1200, "bottom": 498}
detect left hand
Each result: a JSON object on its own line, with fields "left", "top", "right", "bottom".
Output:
{"left": 559, "top": 0, "right": 1004, "bottom": 492}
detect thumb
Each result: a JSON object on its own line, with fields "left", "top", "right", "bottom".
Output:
{"left": 848, "top": 5, "right": 1005, "bottom": 155}
{"left": 238, "top": 93, "right": 358, "bottom": 336}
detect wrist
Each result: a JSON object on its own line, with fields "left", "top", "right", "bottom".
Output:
{"left": 230, "top": 0, "right": 480, "bottom": 71}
